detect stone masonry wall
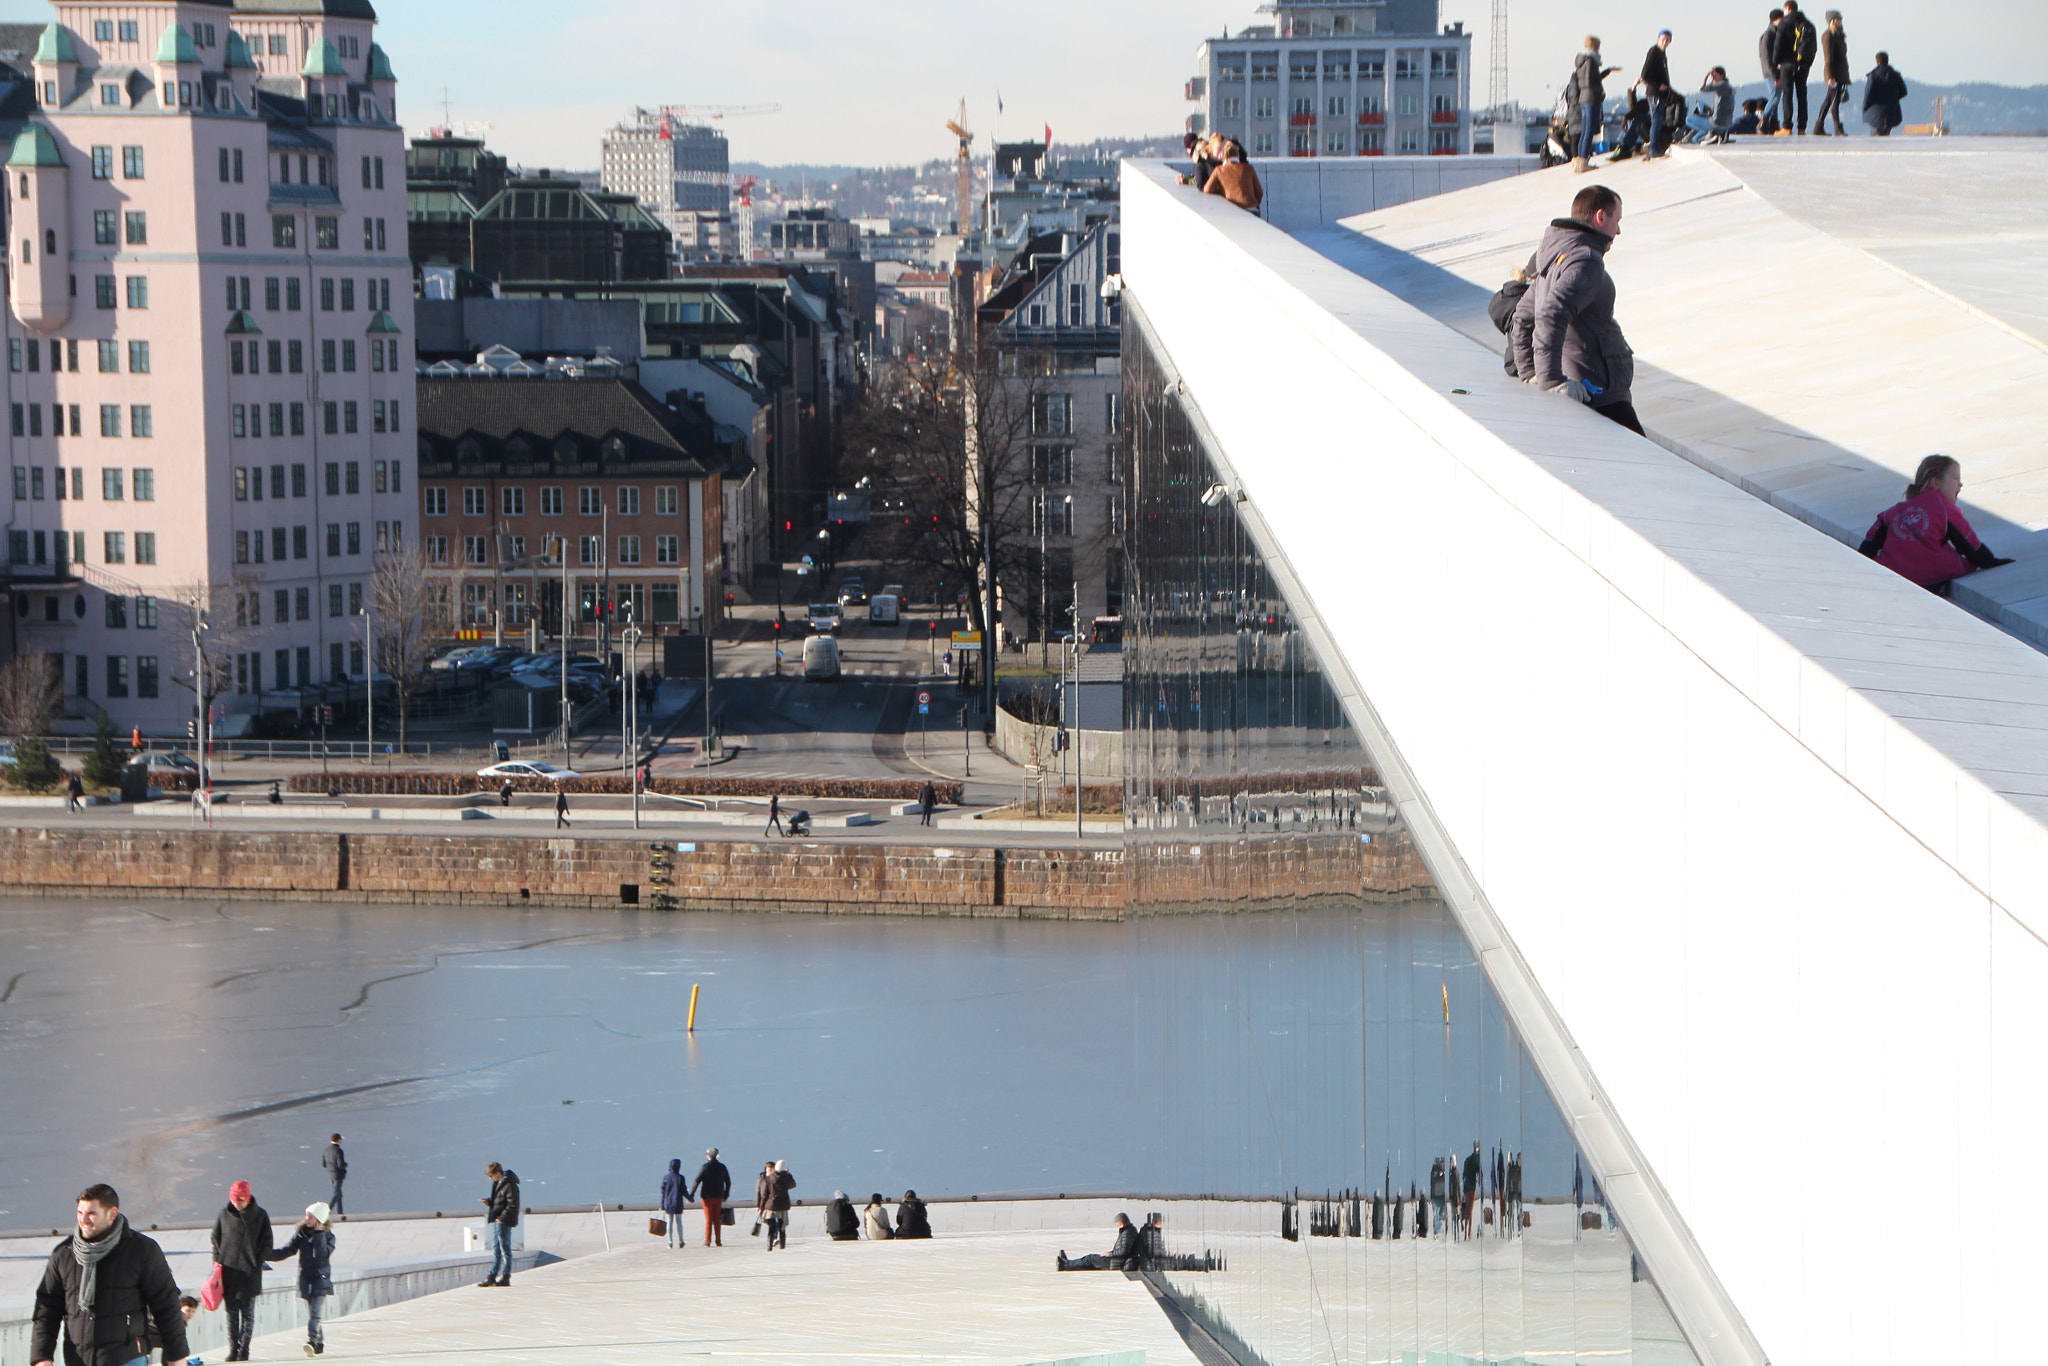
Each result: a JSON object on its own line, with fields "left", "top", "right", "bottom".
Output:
{"left": 0, "top": 828, "right": 1124, "bottom": 919}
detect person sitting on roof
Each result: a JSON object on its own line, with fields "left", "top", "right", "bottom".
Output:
{"left": 1858, "top": 455, "right": 2012, "bottom": 596}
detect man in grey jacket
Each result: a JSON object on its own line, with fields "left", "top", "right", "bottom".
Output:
{"left": 1510, "top": 185, "right": 1641, "bottom": 434}
{"left": 321, "top": 1134, "right": 346, "bottom": 1217}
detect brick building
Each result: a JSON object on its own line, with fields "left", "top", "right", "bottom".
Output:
{"left": 415, "top": 373, "right": 735, "bottom": 639}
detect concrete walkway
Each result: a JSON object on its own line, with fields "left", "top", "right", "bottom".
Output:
{"left": 282, "top": 1232, "right": 1197, "bottom": 1366}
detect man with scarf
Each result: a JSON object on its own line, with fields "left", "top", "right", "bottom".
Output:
{"left": 32, "top": 1183, "right": 188, "bottom": 1366}
{"left": 211, "top": 1181, "right": 271, "bottom": 1361}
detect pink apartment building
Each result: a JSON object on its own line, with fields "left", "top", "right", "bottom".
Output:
{"left": 2, "top": 0, "right": 411, "bottom": 734}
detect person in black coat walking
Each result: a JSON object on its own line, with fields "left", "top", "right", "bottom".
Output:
{"left": 1773, "top": 0, "right": 1818, "bottom": 133}
{"left": 1863, "top": 51, "right": 1907, "bottom": 135}
{"left": 1814, "top": 10, "right": 1851, "bottom": 134}
{"left": 1639, "top": 31, "right": 1675, "bottom": 157}
{"left": 32, "top": 1184, "right": 188, "bottom": 1366}
{"left": 918, "top": 781, "right": 937, "bottom": 826}
{"left": 321, "top": 1134, "right": 346, "bottom": 1217}
{"left": 477, "top": 1164, "right": 519, "bottom": 1287}
{"left": 692, "top": 1149, "right": 731, "bottom": 1247}
{"left": 554, "top": 790, "right": 569, "bottom": 829}
{"left": 211, "top": 1182, "right": 271, "bottom": 1362}
{"left": 267, "top": 1203, "right": 336, "bottom": 1357}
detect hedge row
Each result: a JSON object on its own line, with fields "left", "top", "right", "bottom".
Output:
{"left": 285, "top": 771, "right": 963, "bottom": 803}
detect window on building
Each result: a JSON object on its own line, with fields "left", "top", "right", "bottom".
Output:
{"left": 90, "top": 146, "right": 112, "bottom": 179}
{"left": 103, "top": 531, "right": 125, "bottom": 563}
{"left": 106, "top": 656, "right": 129, "bottom": 698}
{"left": 616, "top": 535, "right": 641, "bottom": 566}
{"left": 656, "top": 534, "right": 680, "bottom": 565}
{"left": 1030, "top": 394, "right": 1073, "bottom": 436}
{"left": 1254, "top": 132, "right": 1276, "bottom": 156}
{"left": 541, "top": 486, "right": 563, "bottom": 516}
{"left": 102, "top": 468, "right": 123, "bottom": 501}
{"left": 463, "top": 535, "right": 487, "bottom": 566}
{"left": 273, "top": 215, "right": 296, "bottom": 249}
{"left": 617, "top": 486, "right": 640, "bottom": 516}
{"left": 94, "top": 276, "right": 117, "bottom": 309}
{"left": 122, "top": 146, "right": 143, "bottom": 179}
{"left": 99, "top": 405, "right": 121, "bottom": 437}
{"left": 128, "top": 341, "right": 149, "bottom": 374}
{"left": 130, "top": 406, "right": 151, "bottom": 438}
{"left": 93, "top": 210, "right": 117, "bottom": 245}
{"left": 314, "top": 217, "right": 339, "bottom": 249}
{"left": 125, "top": 276, "right": 147, "bottom": 309}
{"left": 135, "top": 532, "right": 155, "bottom": 565}
{"left": 655, "top": 486, "right": 679, "bottom": 516}
{"left": 463, "top": 486, "right": 485, "bottom": 516}
{"left": 502, "top": 486, "right": 525, "bottom": 517}
{"left": 579, "top": 486, "right": 602, "bottom": 516}
{"left": 578, "top": 535, "right": 599, "bottom": 566}
{"left": 425, "top": 536, "right": 449, "bottom": 566}
{"left": 124, "top": 211, "right": 146, "bottom": 245}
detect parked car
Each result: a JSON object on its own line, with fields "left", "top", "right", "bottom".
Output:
{"left": 476, "top": 760, "right": 583, "bottom": 782}
{"left": 454, "top": 648, "right": 522, "bottom": 674}
{"left": 430, "top": 646, "right": 491, "bottom": 671}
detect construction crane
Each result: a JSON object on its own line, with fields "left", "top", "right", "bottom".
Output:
{"left": 945, "top": 99, "right": 975, "bottom": 236}
{"left": 734, "top": 174, "right": 762, "bottom": 260}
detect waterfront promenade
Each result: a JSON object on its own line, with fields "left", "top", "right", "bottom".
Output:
{"left": 0, "top": 1203, "right": 1203, "bottom": 1366}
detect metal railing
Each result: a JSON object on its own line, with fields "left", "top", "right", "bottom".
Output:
{"left": 16, "top": 735, "right": 552, "bottom": 763}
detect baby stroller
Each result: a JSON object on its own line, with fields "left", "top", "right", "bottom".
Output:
{"left": 784, "top": 810, "right": 812, "bottom": 838}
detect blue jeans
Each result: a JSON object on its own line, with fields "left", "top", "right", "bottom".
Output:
{"left": 1761, "top": 86, "right": 1781, "bottom": 125}
{"left": 305, "top": 1296, "right": 326, "bottom": 1349}
{"left": 487, "top": 1222, "right": 514, "bottom": 1282}
{"left": 1577, "top": 102, "right": 1600, "bottom": 158}
{"left": 1685, "top": 111, "right": 1725, "bottom": 140}
{"left": 329, "top": 1177, "right": 345, "bottom": 1216}
{"left": 1648, "top": 91, "right": 1669, "bottom": 151}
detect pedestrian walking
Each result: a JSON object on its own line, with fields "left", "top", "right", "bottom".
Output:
{"left": 1758, "top": 9, "right": 1785, "bottom": 131}
{"left": 1570, "top": 37, "right": 1619, "bottom": 172}
{"left": 1862, "top": 51, "right": 1908, "bottom": 135}
{"left": 321, "top": 1134, "right": 346, "bottom": 1217}
{"left": 554, "top": 790, "right": 569, "bottom": 829}
{"left": 477, "top": 1163, "right": 519, "bottom": 1287}
{"left": 1814, "top": 10, "right": 1851, "bottom": 134}
{"left": 266, "top": 1204, "right": 335, "bottom": 1358}
{"left": 31, "top": 1183, "right": 189, "bottom": 1366}
{"left": 499, "top": 780, "right": 514, "bottom": 808}
{"left": 693, "top": 1148, "right": 731, "bottom": 1246}
{"left": 1773, "top": 0, "right": 1818, "bottom": 133}
{"left": 765, "top": 793, "right": 784, "bottom": 837}
{"left": 1639, "top": 30, "right": 1675, "bottom": 158}
{"left": 658, "top": 1160, "right": 689, "bottom": 1249}
{"left": 756, "top": 1160, "right": 796, "bottom": 1251}
{"left": 65, "top": 772, "right": 84, "bottom": 812}
{"left": 1512, "top": 184, "right": 1643, "bottom": 434}
{"left": 918, "top": 781, "right": 937, "bottom": 826}
{"left": 210, "top": 1181, "right": 270, "bottom": 1362}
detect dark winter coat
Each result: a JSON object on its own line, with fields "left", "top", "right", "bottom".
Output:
{"left": 693, "top": 1158, "right": 731, "bottom": 1201}
{"left": 823, "top": 1197, "right": 859, "bottom": 1240}
{"left": 1515, "top": 218, "right": 1635, "bottom": 407}
{"left": 1573, "top": 49, "right": 1608, "bottom": 109}
{"left": 1774, "top": 12, "right": 1817, "bottom": 72}
{"left": 895, "top": 1197, "right": 932, "bottom": 1239}
{"left": 321, "top": 1142, "right": 347, "bottom": 1182}
{"left": 659, "top": 1160, "right": 688, "bottom": 1216}
{"left": 210, "top": 1203, "right": 272, "bottom": 1285}
{"left": 31, "top": 1221, "right": 189, "bottom": 1366}
{"left": 768, "top": 1169, "right": 795, "bottom": 1212}
{"left": 1640, "top": 43, "right": 1670, "bottom": 92}
{"left": 1821, "top": 28, "right": 1849, "bottom": 83}
{"left": 1863, "top": 64, "right": 1907, "bottom": 130}
{"left": 1758, "top": 22, "right": 1781, "bottom": 80}
{"left": 267, "top": 1226, "right": 335, "bottom": 1301}
{"left": 1104, "top": 1222, "right": 1141, "bottom": 1266}
{"left": 486, "top": 1171, "right": 521, "bottom": 1227}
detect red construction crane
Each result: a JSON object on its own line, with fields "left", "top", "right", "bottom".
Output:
{"left": 655, "top": 103, "right": 782, "bottom": 137}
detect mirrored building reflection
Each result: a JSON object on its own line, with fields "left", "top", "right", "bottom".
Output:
{"left": 1120, "top": 300, "right": 1703, "bottom": 1366}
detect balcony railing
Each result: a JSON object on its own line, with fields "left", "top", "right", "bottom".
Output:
{"left": 1430, "top": 147, "right": 1460, "bottom": 155}
{"left": 1358, "top": 111, "right": 1385, "bottom": 126}
{"left": 1185, "top": 78, "right": 1206, "bottom": 100}
{"left": 1356, "top": 147, "right": 1385, "bottom": 157}
{"left": 1431, "top": 109, "right": 1459, "bottom": 125}
{"left": 1289, "top": 113, "right": 1316, "bottom": 127}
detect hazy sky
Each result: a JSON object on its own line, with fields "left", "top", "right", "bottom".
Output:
{"left": 67, "top": 0, "right": 2048, "bottom": 168}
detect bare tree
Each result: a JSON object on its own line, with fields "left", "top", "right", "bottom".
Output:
{"left": 372, "top": 547, "right": 439, "bottom": 753}
{"left": 0, "top": 654, "right": 61, "bottom": 739}
{"left": 168, "top": 580, "right": 260, "bottom": 741}
{"left": 839, "top": 347, "right": 1049, "bottom": 640}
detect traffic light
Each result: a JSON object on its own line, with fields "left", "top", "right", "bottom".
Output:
{"left": 321, "top": 705, "right": 335, "bottom": 725}
{"left": 771, "top": 620, "right": 782, "bottom": 636}
{"left": 186, "top": 719, "right": 198, "bottom": 740}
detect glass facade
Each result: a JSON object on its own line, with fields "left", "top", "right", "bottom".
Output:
{"left": 1121, "top": 300, "right": 1703, "bottom": 1366}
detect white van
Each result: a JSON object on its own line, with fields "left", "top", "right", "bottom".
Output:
{"left": 802, "top": 633, "right": 841, "bottom": 680}
{"left": 868, "top": 593, "right": 900, "bottom": 624}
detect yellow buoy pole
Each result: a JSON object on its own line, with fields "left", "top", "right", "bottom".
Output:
{"left": 687, "top": 983, "right": 700, "bottom": 1033}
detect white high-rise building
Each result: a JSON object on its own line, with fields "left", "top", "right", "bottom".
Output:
{"left": 600, "top": 110, "right": 729, "bottom": 262}
{"left": 1188, "top": 0, "right": 1473, "bottom": 159}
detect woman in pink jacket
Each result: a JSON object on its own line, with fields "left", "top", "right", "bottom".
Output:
{"left": 1858, "top": 456, "right": 2011, "bottom": 595}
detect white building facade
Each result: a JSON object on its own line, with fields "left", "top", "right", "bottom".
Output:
{"left": 1189, "top": 0, "right": 1473, "bottom": 159}
{"left": 600, "top": 111, "right": 728, "bottom": 262}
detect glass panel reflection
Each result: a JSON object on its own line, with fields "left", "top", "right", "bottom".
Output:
{"left": 1121, "top": 301, "right": 1702, "bottom": 1366}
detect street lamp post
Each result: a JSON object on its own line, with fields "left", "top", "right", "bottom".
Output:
{"left": 622, "top": 603, "right": 641, "bottom": 831}
{"left": 357, "top": 603, "right": 375, "bottom": 761}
